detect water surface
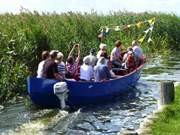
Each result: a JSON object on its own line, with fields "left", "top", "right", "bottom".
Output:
{"left": 0, "top": 52, "right": 180, "bottom": 135}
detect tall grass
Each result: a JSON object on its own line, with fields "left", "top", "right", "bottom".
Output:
{"left": 0, "top": 10, "right": 180, "bottom": 103}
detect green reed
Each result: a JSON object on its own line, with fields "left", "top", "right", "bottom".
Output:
{"left": 0, "top": 10, "right": 179, "bottom": 103}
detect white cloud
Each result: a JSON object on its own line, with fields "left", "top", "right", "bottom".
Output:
{"left": 0, "top": 0, "right": 179, "bottom": 15}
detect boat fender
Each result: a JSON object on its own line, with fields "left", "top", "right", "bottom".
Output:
{"left": 53, "top": 82, "right": 69, "bottom": 109}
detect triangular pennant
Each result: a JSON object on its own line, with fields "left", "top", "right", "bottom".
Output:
{"left": 127, "top": 25, "right": 131, "bottom": 28}
{"left": 136, "top": 21, "right": 143, "bottom": 28}
{"left": 114, "top": 26, "right": 121, "bottom": 31}
{"left": 148, "top": 37, "right": 152, "bottom": 43}
{"left": 144, "top": 29, "right": 150, "bottom": 34}
{"left": 105, "top": 27, "right": 110, "bottom": 33}
{"left": 149, "top": 25, "right": 154, "bottom": 31}
{"left": 138, "top": 35, "right": 146, "bottom": 43}
{"left": 148, "top": 17, "right": 155, "bottom": 25}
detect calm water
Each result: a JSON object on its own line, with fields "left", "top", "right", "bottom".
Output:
{"left": 0, "top": 52, "right": 180, "bottom": 135}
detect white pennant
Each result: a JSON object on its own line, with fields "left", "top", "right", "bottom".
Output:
{"left": 148, "top": 38, "right": 152, "bottom": 43}
{"left": 144, "top": 29, "right": 150, "bottom": 34}
{"left": 105, "top": 27, "right": 110, "bottom": 33}
{"left": 114, "top": 26, "right": 120, "bottom": 31}
{"left": 149, "top": 25, "right": 154, "bottom": 31}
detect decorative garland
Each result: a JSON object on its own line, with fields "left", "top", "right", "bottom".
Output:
{"left": 98, "top": 17, "right": 156, "bottom": 43}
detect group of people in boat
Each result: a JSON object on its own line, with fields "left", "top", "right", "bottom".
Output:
{"left": 36, "top": 40, "right": 144, "bottom": 82}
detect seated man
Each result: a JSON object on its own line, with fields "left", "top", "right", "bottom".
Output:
{"left": 94, "top": 57, "right": 112, "bottom": 82}
{"left": 42, "top": 50, "right": 62, "bottom": 80}
{"left": 132, "top": 40, "right": 144, "bottom": 65}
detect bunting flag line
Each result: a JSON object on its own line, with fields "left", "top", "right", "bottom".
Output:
{"left": 138, "top": 17, "right": 155, "bottom": 43}
{"left": 98, "top": 17, "right": 156, "bottom": 43}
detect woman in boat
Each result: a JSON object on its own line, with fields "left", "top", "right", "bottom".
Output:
{"left": 94, "top": 57, "right": 112, "bottom": 82}
{"left": 97, "top": 43, "right": 107, "bottom": 59}
{"left": 79, "top": 56, "right": 94, "bottom": 81}
{"left": 100, "top": 52, "right": 119, "bottom": 78}
{"left": 37, "top": 51, "right": 49, "bottom": 78}
{"left": 66, "top": 44, "right": 80, "bottom": 80}
{"left": 55, "top": 52, "right": 65, "bottom": 80}
{"left": 110, "top": 40, "right": 122, "bottom": 68}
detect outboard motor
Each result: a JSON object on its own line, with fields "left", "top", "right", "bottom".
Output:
{"left": 53, "top": 82, "right": 69, "bottom": 109}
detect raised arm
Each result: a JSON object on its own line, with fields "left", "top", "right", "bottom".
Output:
{"left": 78, "top": 44, "right": 80, "bottom": 59}
{"left": 68, "top": 44, "right": 76, "bottom": 58}
{"left": 76, "top": 44, "right": 80, "bottom": 63}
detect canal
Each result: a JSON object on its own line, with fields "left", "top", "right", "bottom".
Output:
{"left": 0, "top": 52, "right": 180, "bottom": 135}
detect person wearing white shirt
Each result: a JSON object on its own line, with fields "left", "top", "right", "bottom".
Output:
{"left": 80, "top": 56, "right": 94, "bottom": 81}
{"left": 37, "top": 51, "right": 49, "bottom": 78}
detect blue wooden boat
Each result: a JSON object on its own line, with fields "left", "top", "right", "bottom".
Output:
{"left": 27, "top": 64, "right": 144, "bottom": 108}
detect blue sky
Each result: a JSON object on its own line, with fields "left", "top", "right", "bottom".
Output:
{"left": 0, "top": 0, "right": 179, "bottom": 15}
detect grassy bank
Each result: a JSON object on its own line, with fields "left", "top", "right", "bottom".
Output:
{"left": 0, "top": 10, "right": 180, "bottom": 103}
{"left": 151, "top": 85, "right": 180, "bottom": 135}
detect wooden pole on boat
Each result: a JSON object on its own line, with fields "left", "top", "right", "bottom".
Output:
{"left": 160, "top": 81, "right": 175, "bottom": 106}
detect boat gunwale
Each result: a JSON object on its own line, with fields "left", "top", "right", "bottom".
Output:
{"left": 65, "top": 63, "right": 144, "bottom": 84}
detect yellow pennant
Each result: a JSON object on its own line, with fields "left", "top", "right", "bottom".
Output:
{"left": 138, "top": 35, "right": 146, "bottom": 43}
{"left": 148, "top": 17, "right": 156, "bottom": 25}
{"left": 136, "top": 21, "right": 143, "bottom": 28}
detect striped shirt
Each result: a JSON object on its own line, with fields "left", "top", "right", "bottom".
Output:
{"left": 57, "top": 61, "right": 65, "bottom": 75}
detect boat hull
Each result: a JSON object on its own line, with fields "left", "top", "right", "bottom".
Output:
{"left": 27, "top": 64, "right": 143, "bottom": 108}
